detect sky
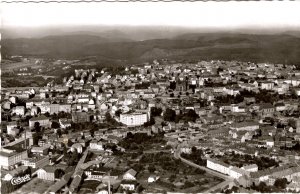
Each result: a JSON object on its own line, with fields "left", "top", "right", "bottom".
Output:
{"left": 2, "top": 1, "right": 300, "bottom": 29}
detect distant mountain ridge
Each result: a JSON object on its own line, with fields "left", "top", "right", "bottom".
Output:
{"left": 2, "top": 32, "right": 300, "bottom": 65}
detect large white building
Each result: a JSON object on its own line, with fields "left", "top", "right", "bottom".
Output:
{"left": 0, "top": 148, "right": 28, "bottom": 170}
{"left": 120, "top": 112, "right": 148, "bottom": 126}
{"left": 206, "top": 158, "right": 230, "bottom": 175}
{"left": 230, "top": 122, "right": 259, "bottom": 131}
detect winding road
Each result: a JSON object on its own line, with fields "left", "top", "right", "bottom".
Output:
{"left": 174, "top": 147, "right": 234, "bottom": 193}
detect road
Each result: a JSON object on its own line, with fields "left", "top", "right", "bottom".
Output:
{"left": 73, "top": 149, "right": 89, "bottom": 175}
{"left": 174, "top": 147, "right": 233, "bottom": 193}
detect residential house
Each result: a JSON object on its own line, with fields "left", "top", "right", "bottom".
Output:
{"left": 29, "top": 115, "right": 50, "bottom": 128}
{"left": 123, "top": 169, "right": 137, "bottom": 180}
{"left": 89, "top": 140, "right": 104, "bottom": 151}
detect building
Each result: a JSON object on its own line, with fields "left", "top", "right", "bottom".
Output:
{"left": 72, "top": 112, "right": 90, "bottom": 123}
{"left": 230, "top": 122, "right": 259, "bottom": 131}
{"left": 148, "top": 175, "right": 160, "bottom": 183}
{"left": 229, "top": 166, "right": 246, "bottom": 179}
{"left": 261, "top": 81, "right": 274, "bottom": 90}
{"left": 0, "top": 148, "right": 28, "bottom": 170}
{"left": 22, "top": 156, "right": 49, "bottom": 168}
{"left": 123, "top": 169, "right": 137, "bottom": 180}
{"left": 206, "top": 158, "right": 230, "bottom": 175}
{"left": 31, "top": 106, "right": 38, "bottom": 116}
{"left": 49, "top": 104, "right": 59, "bottom": 114}
{"left": 29, "top": 115, "right": 50, "bottom": 128}
{"left": 2, "top": 166, "right": 30, "bottom": 181}
{"left": 15, "top": 106, "right": 25, "bottom": 116}
{"left": 59, "top": 118, "right": 72, "bottom": 129}
{"left": 31, "top": 146, "right": 50, "bottom": 156}
{"left": 120, "top": 113, "right": 148, "bottom": 126}
{"left": 242, "top": 164, "right": 258, "bottom": 172}
{"left": 260, "top": 103, "right": 275, "bottom": 118}
{"left": 47, "top": 173, "right": 72, "bottom": 194}
{"left": 120, "top": 180, "right": 138, "bottom": 191}
{"left": 37, "top": 166, "right": 62, "bottom": 181}
{"left": 296, "top": 119, "right": 300, "bottom": 134}
{"left": 59, "top": 104, "right": 72, "bottom": 113}
{"left": 7, "top": 122, "right": 18, "bottom": 135}
{"left": 89, "top": 140, "right": 104, "bottom": 151}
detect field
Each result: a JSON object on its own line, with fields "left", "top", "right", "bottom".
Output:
{"left": 2, "top": 60, "right": 43, "bottom": 73}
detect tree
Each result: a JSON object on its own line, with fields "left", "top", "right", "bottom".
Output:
{"left": 163, "top": 108, "right": 176, "bottom": 122}
{"left": 51, "top": 121, "right": 60, "bottom": 129}
{"left": 136, "top": 185, "right": 144, "bottom": 193}
{"left": 148, "top": 165, "right": 156, "bottom": 173}
{"left": 170, "top": 81, "right": 176, "bottom": 90}
{"left": 67, "top": 139, "right": 73, "bottom": 147}
{"left": 56, "top": 129, "right": 62, "bottom": 137}
{"left": 115, "top": 109, "right": 122, "bottom": 117}
{"left": 274, "top": 178, "right": 288, "bottom": 189}
{"left": 33, "top": 122, "right": 41, "bottom": 132}
{"left": 144, "top": 116, "right": 155, "bottom": 127}
{"left": 151, "top": 107, "right": 163, "bottom": 117}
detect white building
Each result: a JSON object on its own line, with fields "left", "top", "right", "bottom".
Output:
{"left": 0, "top": 148, "right": 28, "bottom": 170}
{"left": 229, "top": 166, "right": 245, "bottom": 179}
{"left": 123, "top": 169, "right": 137, "bottom": 180}
{"left": 89, "top": 140, "right": 104, "bottom": 151}
{"left": 7, "top": 122, "right": 18, "bottom": 133}
{"left": 230, "top": 122, "right": 259, "bottom": 131}
{"left": 15, "top": 106, "right": 25, "bottom": 116}
{"left": 120, "top": 112, "right": 148, "bottom": 126}
{"left": 261, "top": 82, "right": 274, "bottom": 90}
{"left": 242, "top": 164, "right": 258, "bottom": 172}
{"left": 206, "top": 158, "right": 230, "bottom": 175}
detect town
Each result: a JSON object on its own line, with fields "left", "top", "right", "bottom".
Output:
{"left": 1, "top": 58, "right": 300, "bottom": 194}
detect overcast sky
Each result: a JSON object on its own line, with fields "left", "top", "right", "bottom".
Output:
{"left": 2, "top": 1, "right": 300, "bottom": 29}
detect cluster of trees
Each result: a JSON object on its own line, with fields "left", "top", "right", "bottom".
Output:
{"left": 50, "top": 112, "right": 72, "bottom": 120}
{"left": 216, "top": 89, "right": 299, "bottom": 105}
{"left": 143, "top": 116, "right": 155, "bottom": 127}
{"left": 140, "top": 152, "right": 182, "bottom": 172}
{"left": 181, "top": 147, "right": 206, "bottom": 166}
{"left": 150, "top": 107, "right": 163, "bottom": 117}
{"left": 70, "top": 122, "right": 108, "bottom": 134}
{"left": 119, "top": 132, "right": 165, "bottom": 151}
{"left": 228, "top": 152, "right": 279, "bottom": 170}
{"left": 250, "top": 178, "right": 288, "bottom": 193}
{"left": 163, "top": 108, "right": 199, "bottom": 123}
{"left": 105, "top": 112, "right": 123, "bottom": 127}
{"left": 175, "top": 109, "right": 199, "bottom": 123}
{"left": 163, "top": 108, "right": 176, "bottom": 122}
{"left": 135, "top": 82, "right": 151, "bottom": 89}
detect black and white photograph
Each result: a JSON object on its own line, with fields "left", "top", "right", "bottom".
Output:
{"left": 1, "top": 1, "right": 300, "bottom": 193}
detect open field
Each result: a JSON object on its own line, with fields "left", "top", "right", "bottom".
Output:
{"left": 2, "top": 60, "right": 43, "bottom": 72}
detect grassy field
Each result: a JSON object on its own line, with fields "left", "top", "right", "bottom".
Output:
{"left": 2, "top": 60, "right": 43, "bottom": 72}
